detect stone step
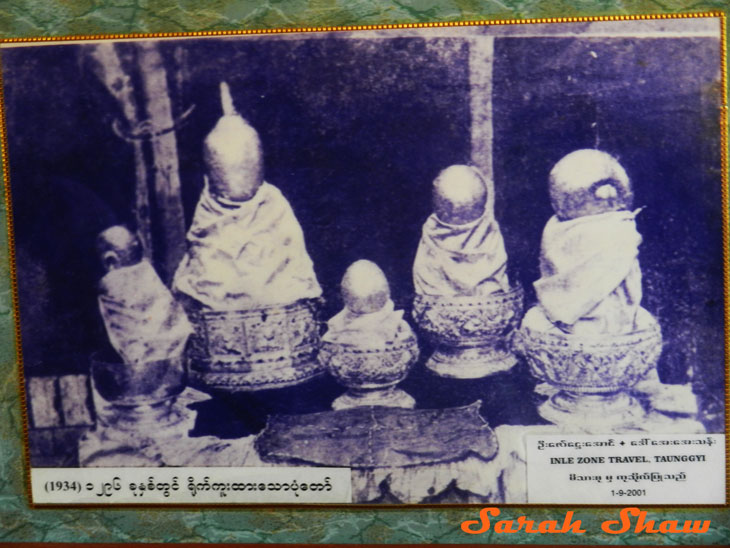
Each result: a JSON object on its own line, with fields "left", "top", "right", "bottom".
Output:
{"left": 27, "top": 374, "right": 95, "bottom": 429}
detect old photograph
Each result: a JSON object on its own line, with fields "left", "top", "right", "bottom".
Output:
{"left": 1, "top": 16, "right": 725, "bottom": 504}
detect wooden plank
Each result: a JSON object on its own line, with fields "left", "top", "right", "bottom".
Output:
{"left": 58, "top": 374, "right": 94, "bottom": 427}
{"left": 469, "top": 35, "right": 495, "bottom": 183}
{"left": 87, "top": 43, "right": 154, "bottom": 260}
{"left": 27, "top": 376, "right": 61, "bottom": 428}
{"left": 137, "top": 41, "right": 187, "bottom": 284}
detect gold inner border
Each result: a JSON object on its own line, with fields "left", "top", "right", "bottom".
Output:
{"left": 0, "top": 12, "right": 727, "bottom": 511}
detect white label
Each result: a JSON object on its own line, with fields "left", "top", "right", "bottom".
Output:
{"left": 526, "top": 434, "right": 725, "bottom": 504}
{"left": 31, "top": 467, "right": 352, "bottom": 504}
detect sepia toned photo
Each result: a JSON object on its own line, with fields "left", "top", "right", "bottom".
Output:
{"left": 1, "top": 15, "right": 725, "bottom": 504}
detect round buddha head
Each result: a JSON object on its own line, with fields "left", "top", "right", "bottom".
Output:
{"left": 432, "top": 165, "right": 489, "bottom": 225}
{"left": 204, "top": 82, "right": 263, "bottom": 203}
{"left": 341, "top": 260, "right": 390, "bottom": 315}
{"left": 96, "top": 225, "right": 143, "bottom": 272}
{"left": 549, "top": 149, "right": 633, "bottom": 221}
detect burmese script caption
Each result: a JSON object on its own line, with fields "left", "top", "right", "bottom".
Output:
{"left": 31, "top": 467, "right": 352, "bottom": 504}
{"left": 526, "top": 434, "right": 725, "bottom": 504}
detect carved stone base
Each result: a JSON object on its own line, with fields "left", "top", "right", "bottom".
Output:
{"left": 413, "top": 285, "right": 524, "bottom": 380}
{"left": 94, "top": 397, "right": 188, "bottom": 432}
{"left": 90, "top": 354, "right": 187, "bottom": 432}
{"left": 320, "top": 339, "right": 419, "bottom": 410}
{"left": 190, "top": 359, "right": 324, "bottom": 393}
{"left": 538, "top": 390, "right": 645, "bottom": 428}
{"left": 426, "top": 343, "right": 517, "bottom": 379}
{"left": 183, "top": 298, "right": 325, "bottom": 393}
{"left": 332, "top": 387, "right": 416, "bottom": 410}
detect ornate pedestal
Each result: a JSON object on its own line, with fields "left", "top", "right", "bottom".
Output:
{"left": 318, "top": 338, "right": 419, "bottom": 410}
{"left": 513, "top": 316, "right": 663, "bottom": 428}
{"left": 79, "top": 387, "right": 251, "bottom": 467}
{"left": 184, "top": 298, "right": 324, "bottom": 393}
{"left": 90, "top": 354, "right": 187, "bottom": 432}
{"left": 412, "top": 284, "right": 524, "bottom": 379}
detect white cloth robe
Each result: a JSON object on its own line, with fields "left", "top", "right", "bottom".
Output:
{"left": 99, "top": 259, "right": 193, "bottom": 365}
{"left": 413, "top": 181, "right": 510, "bottom": 297}
{"left": 527, "top": 209, "right": 645, "bottom": 335}
{"left": 173, "top": 182, "right": 322, "bottom": 310}
{"left": 322, "top": 300, "right": 415, "bottom": 350}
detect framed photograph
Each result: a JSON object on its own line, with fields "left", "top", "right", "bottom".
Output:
{"left": 0, "top": 6, "right": 726, "bottom": 523}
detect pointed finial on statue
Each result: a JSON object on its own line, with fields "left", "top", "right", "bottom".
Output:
{"left": 205, "top": 82, "right": 263, "bottom": 202}
{"left": 220, "top": 81, "right": 237, "bottom": 116}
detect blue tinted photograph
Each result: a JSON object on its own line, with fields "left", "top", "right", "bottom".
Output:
{"left": 1, "top": 16, "right": 724, "bottom": 503}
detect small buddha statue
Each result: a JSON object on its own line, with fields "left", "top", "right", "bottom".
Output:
{"left": 412, "top": 165, "right": 522, "bottom": 378}
{"left": 321, "top": 260, "right": 418, "bottom": 410}
{"left": 97, "top": 225, "right": 192, "bottom": 366}
{"left": 522, "top": 149, "right": 651, "bottom": 335}
{"left": 413, "top": 165, "right": 510, "bottom": 297}
{"left": 172, "top": 82, "right": 323, "bottom": 392}
{"left": 80, "top": 226, "right": 194, "bottom": 463}
{"left": 323, "top": 260, "right": 415, "bottom": 349}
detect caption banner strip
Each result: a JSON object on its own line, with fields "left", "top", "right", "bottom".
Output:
{"left": 31, "top": 466, "right": 352, "bottom": 504}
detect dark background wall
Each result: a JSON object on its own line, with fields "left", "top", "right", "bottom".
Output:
{"left": 2, "top": 33, "right": 724, "bottom": 428}
{"left": 4, "top": 36, "right": 472, "bottom": 376}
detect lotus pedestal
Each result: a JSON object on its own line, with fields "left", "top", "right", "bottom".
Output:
{"left": 412, "top": 285, "right": 524, "bottom": 379}
{"left": 319, "top": 339, "right": 419, "bottom": 410}
{"left": 513, "top": 316, "right": 663, "bottom": 429}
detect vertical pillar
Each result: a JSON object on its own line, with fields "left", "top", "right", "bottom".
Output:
{"left": 88, "top": 44, "right": 153, "bottom": 260}
{"left": 136, "top": 42, "right": 187, "bottom": 284}
{"left": 469, "top": 35, "right": 495, "bottom": 183}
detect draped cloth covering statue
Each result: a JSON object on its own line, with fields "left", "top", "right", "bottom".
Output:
{"left": 413, "top": 166, "right": 510, "bottom": 297}
{"left": 521, "top": 149, "right": 651, "bottom": 336}
{"left": 99, "top": 258, "right": 193, "bottom": 365}
{"left": 527, "top": 209, "right": 645, "bottom": 336}
{"left": 172, "top": 181, "right": 322, "bottom": 310}
{"left": 322, "top": 299, "right": 414, "bottom": 350}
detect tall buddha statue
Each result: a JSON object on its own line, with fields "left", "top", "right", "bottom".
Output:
{"left": 515, "top": 149, "right": 664, "bottom": 428}
{"left": 173, "top": 83, "right": 323, "bottom": 392}
{"left": 173, "top": 82, "right": 322, "bottom": 310}
{"left": 92, "top": 225, "right": 190, "bottom": 434}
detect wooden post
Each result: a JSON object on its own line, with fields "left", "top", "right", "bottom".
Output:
{"left": 469, "top": 35, "right": 495, "bottom": 184}
{"left": 136, "top": 42, "right": 187, "bottom": 284}
{"left": 87, "top": 44, "right": 153, "bottom": 260}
